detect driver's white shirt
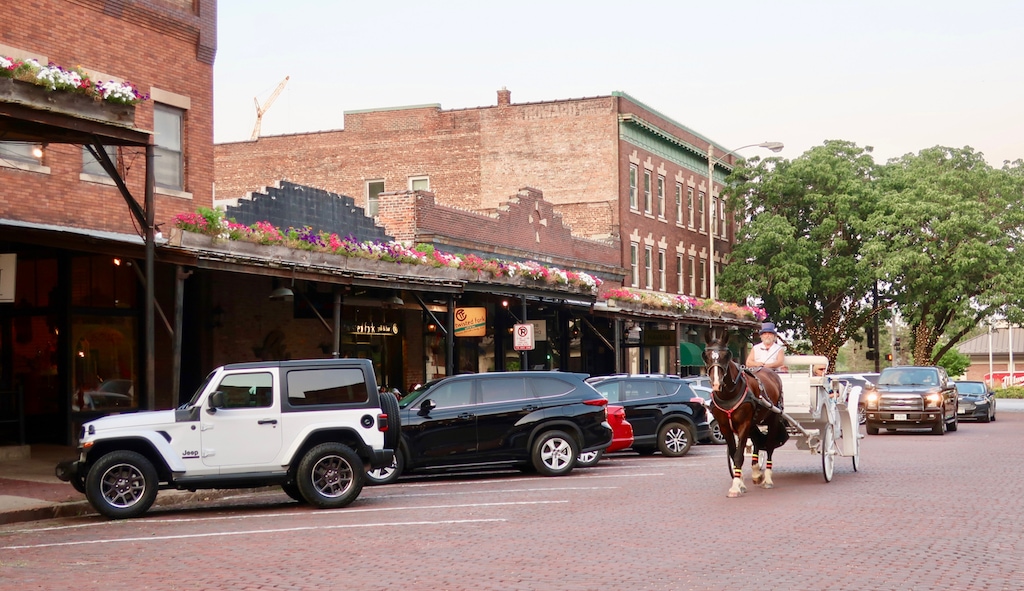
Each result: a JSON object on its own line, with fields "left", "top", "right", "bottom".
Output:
{"left": 751, "top": 342, "right": 784, "bottom": 365}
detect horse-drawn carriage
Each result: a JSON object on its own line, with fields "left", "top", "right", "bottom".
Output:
{"left": 775, "top": 355, "right": 861, "bottom": 482}
{"left": 703, "top": 328, "right": 862, "bottom": 497}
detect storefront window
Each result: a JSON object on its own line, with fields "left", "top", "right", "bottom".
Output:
{"left": 71, "top": 316, "right": 137, "bottom": 412}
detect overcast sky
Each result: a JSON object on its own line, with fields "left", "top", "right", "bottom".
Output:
{"left": 213, "top": 0, "right": 1023, "bottom": 167}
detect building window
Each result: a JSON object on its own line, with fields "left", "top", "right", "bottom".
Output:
{"left": 687, "top": 187, "right": 695, "bottom": 228}
{"left": 643, "top": 170, "right": 652, "bottom": 214}
{"left": 82, "top": 146, "right": 117, "bottom": 178}
{"left": 698, "top": 191, "right": 706, "bottom": 232}
{"left": 644, "top": 246, "right": 653, "bottom": 288}
{"left": 712, "top": 197, "right": 719, "bottom": 237}
{"left": 409, "top": 176, "right": 429, "bottom": 191}
{"left": 658, "top": 250, "right": 666, "bottom": 291}
{"left": 366, "top": 180, "right": 384, "bottom": 217}
{"left": 0, "top": 142, "right": 41, "bottom": 167}
{"left": 689, "top": 256, "right": 696, "bottom": 295}
{"left": 719, "top": 199, "right": 727, "bottom": 238}
{"left": 675, "top": 183, "right": 683, "bottom": 225}
{"left": 676, "top": 255, "right": 683, "bottom": 294}
{"left": 657, "top": 176, "right": 665, "bottom": 218}
{"left": 630, "top": 243, "right": 639, "bottom": 287}
{"left": 154, "top": 103, "right": 184, "bottom": 191}
{"left": 699, "top": 260, "right": 707, "bottom": 297}
{"left": 629, "top": 165, "right": 638, "bottom": 210}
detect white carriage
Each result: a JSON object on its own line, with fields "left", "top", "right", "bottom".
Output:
{"left": 775, "top": 355, "right": 861, "bottom": 481}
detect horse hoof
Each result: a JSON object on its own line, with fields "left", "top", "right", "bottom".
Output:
{"left": 752, "top": 475, "right": 764, "bottom": 485}
{"left": 727, "top": 491, "right": 741, "bottom": 498}
{"left": 762, "top": 483, "right": 774, "bottom": 489}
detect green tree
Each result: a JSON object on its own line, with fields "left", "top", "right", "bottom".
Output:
{"left": 720, "top": 140, "right": 883, "bottom": 369}
{"left": 866, "top": 146, "right": 1024, "bottom": 363}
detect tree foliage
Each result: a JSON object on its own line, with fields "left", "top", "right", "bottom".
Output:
{"left": 866, "top": 146, "right": 1024, "bottom": 363}
{"left": 720, "top": 140, "right": 882, "bottom": 369}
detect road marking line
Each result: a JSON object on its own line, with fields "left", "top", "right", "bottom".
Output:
{"left": 398, "top": 473, "right": 664, "bottom": 488}
{"left": 1, "top": 518, "right": 507, "bottom": 550}
{"left": 376, "top": 486, "right": 619, "bottom": 499}
{"left": 4, "top": 500, "right": 566, "bottom": 535}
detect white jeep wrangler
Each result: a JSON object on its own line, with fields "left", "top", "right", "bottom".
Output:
{"left": 56, "top": 358, "right": 399, "bottom": 519}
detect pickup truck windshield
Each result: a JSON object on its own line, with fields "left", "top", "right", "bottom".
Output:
{"left": 879, "top": 369, "right": 938, "bottom": 386}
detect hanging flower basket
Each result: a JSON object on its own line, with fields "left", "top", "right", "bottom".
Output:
{"left": 0, "top": 77, "right": 136, "bottom": 126}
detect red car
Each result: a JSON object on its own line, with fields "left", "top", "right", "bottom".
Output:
{"left": 577, "top": 404, "right": 633, "bottom": 467}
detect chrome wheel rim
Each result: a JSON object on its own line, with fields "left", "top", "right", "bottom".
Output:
{"left": 665, "top": 427, "right": 689, "bottom": 453}
{"left": 312, "top": 454, "right": 355, "bottom": 498}
{"left": 99, "top": 462, "right": 147, "bottom": 509}
{"left": 541, "top": 437, "right": 573, "bottom": 471}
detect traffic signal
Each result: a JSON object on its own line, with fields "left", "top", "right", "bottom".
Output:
{"left": 894, "top": 337, "right": 902, "bottom": 352}
{"left": 886, "top": 353, "right": 893, "bottom": 361}
{"left": 867, "top": 330, "right": 876, "bottom": 349}
{"left": 866, "top": 350, "right": 877, "bottom": 360}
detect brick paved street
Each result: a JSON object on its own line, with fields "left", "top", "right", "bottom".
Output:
{"left": 1, "top": 413, "right": 1022, "bottom": 591}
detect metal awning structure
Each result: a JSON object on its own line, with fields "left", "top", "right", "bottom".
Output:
{"left": 1, "top": 87, "right": 158, "bottom": 409}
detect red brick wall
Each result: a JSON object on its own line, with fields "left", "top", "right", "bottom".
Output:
{"left": 1, "top": 0, "right": 216, "bottom": 234}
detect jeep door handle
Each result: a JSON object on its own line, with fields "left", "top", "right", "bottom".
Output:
{"left": 258, "top": 419, "right": 278, "bottom": 425}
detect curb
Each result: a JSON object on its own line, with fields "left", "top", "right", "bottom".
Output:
{"left": 0, "top": 487, "right": 276, "bottom": 526}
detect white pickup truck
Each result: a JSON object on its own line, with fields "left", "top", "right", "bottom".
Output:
{"left": 56, "top": 358, "right": 399, "bottom": 519}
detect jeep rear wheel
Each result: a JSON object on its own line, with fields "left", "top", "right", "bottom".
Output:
{"left": 296, "top": 443, "right": 364, "bottom": 508}
{"left": 531, "top": 430, "right": 578, "bottom": 476}
{"left": 85, "top": 450, "right": 159, "bottom": 519}
{"left": 379, "top": 391, "right": 402, "bottom": 451}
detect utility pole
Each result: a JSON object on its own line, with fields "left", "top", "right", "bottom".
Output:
{"left": 873, "top": 282, "right": 880, "bottom": 373}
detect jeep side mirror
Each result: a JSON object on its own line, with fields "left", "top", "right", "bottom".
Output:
{"left": 419, "top": 399, "right": 436, "bottom": 415}
{"left": 208, "top": 391, "right": 225, "bottom": 412}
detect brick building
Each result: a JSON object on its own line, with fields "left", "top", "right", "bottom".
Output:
{"left": 215, "top": 89, "right": 749, "bottom": 301}
{"left": 1, "top": 0, "right": 217, "bottom": 445}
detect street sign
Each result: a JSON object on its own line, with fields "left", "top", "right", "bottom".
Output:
{"left": 513, "top": 323, "right": 535, "bottom": 351}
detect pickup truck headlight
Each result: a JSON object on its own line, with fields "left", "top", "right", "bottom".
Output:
{"left": 924, "top": 393, "right": 943, "bottom": 407}
{"left": 863, "top": 391, "right": 879, "bottom": 409}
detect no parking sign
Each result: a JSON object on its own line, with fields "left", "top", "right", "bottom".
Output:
{"left": 513, "top": 323, "right": 535, "bottom": 351}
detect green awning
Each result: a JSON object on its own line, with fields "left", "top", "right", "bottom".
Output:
{"left": 679, "top": 342, "right": 704, "bottom": 367}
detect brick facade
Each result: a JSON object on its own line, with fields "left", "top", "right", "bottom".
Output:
{"left": 1, "top": 0, "right": 216, "bottom": 235}
{"left": 215, "top": 88, "right": 741, "bottom": 298}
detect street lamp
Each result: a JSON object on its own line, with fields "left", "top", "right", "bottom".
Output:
{"left": 707, "top": 141, "right": 784, "bottom": 298}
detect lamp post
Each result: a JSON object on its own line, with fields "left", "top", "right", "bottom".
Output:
{"left": 707, "top": 141, "right": 784, "bottom": 298}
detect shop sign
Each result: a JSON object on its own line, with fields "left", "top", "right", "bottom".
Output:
{"left": 348, "top": 321, "right": 400, "bottom": 336}
{"left": 643, "top": 329, "right": 676, "bottom": 346}
{"left": 0, "top": 254, "right": 15, "bottom": 303}
{"left": 454, "top": 307, "right": 487, "bottom": 337}
{"left": 527, "top": 319, "right": 547, "bottom": 341}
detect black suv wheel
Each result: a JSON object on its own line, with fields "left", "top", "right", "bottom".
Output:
{"left": 658, "top": 421, "right": 695, "bottom": 457}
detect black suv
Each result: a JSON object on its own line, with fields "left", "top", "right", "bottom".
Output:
{"left": 863, "top": 366, "right": 958, "bottom": 435}
{"left": 366, "top": 372, "right": 612, "bottom": 484}
{"left": 585, "top": 374, "right": 709, "bottom": 457}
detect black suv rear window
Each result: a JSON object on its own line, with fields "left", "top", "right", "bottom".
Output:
{"left": 287, "top": 368, "right": 369, "bottom": 406}
{"left": 529, "top": 376, "right": 576, "bottom": 398}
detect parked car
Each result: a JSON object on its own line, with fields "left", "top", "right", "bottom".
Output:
{"left": 72, "top": 378, "right": 135, "bottom": 412}
{"left": 577, "top": 404, "right": 633, "bottom": 467}
{"left": 585, "top": 374, "right": 708, "bottom": 456}
{"left": 365, "top": 371, "right": 612, "bottom": 484}
{"left": 862, "top": 366, "right": 958, "bottom": 435}
{"left": 954, "top": 380, "right": 997, "bottom": 422}
{"left": 687, "top": 384, "right": 726, "bottom": 444}
{"left": 826, "top": 373, "right": 879, "bottom": 425}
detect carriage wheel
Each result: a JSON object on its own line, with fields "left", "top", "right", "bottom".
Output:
{"left": 851, "top": 441, "right": 860, "bottom": 472}
{"left": 821, "top": 424, "right": 836, "bottom": 483}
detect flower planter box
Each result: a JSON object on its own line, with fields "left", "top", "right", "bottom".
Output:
{"left": 0, "top": 77, "right": 135, "bottom": 127}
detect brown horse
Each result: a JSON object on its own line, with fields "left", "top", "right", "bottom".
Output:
{"left": 703, "top": 327, "right": 789, "bottom": 497}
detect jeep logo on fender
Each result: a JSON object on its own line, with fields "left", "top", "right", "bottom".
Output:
{"left": 182, "top": 450, "right": 199, "bottom": 458}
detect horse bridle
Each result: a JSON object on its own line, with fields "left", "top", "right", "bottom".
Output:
{"left": 705, "top": 345, "right": 753, "bottom": 418}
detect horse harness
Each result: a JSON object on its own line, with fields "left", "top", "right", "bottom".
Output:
{"left": 710, "top": 365, "right": 783, "bottom": 431}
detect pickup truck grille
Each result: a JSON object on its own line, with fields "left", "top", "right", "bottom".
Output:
{"left": 878, "top": 395, "right": 924, "bottom": 412}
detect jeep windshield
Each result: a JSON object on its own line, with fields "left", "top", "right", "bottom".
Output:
{"left": 180, "top": 371, "right": 217, "bottom": 409}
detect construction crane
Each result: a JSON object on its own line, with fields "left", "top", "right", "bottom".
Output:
{"left": 250, "top": 76, "right": 289, "bottom": 140}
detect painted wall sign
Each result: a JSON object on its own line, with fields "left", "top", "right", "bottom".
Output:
{"left": 454, "top": 307, "right": 487, "bottom": 337}
{"left": 347, "top": 321, "right": 400, "bottom": 336}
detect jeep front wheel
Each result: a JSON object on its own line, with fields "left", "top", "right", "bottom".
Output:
{"left": 85, "top": 450, "right": 159, "bottom": 519}
{"left": 296, "top": 443, "right": 364, "bottom": 508}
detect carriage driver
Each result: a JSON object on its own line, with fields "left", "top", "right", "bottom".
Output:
{"left": 746, "top": 322, "right": 786, "bottom": 371}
